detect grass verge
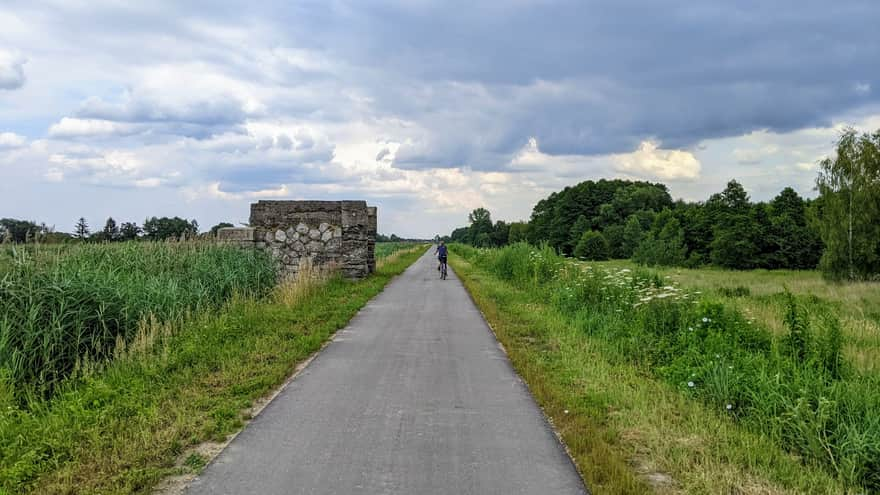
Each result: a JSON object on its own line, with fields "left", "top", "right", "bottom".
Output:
{"left": 450, "top": 251, "right": 849, "bottom": 494}
{"left": 0, "top": 245, "right": 427, "bottom": 494}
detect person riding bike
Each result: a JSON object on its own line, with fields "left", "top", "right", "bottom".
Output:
{"left": 435, "top": 241, "right": 448, "bottom": 273}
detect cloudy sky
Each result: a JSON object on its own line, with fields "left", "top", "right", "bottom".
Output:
{"left": 1, "top": 1, "right": 878, "bottom": 237}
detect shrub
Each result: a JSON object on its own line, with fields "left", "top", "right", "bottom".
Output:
{"left": 574, "top": 231, "right": 609, "bottom": 261}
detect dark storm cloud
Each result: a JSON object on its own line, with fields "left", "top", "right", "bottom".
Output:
{"left": 3, "top": 0, "right": 879, "bottom": 174}
{"left": 254, "top": 0, "right": 880, "bottom": 165}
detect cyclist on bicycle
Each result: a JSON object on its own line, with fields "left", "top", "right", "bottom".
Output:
{"left": 436, "top": 241, "right": 448, "bottom": 272}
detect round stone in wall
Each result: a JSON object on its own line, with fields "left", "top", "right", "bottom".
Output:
{"left": 282, "top": 254, "right": 292, "bottom": 264}
{"left": 285, "top": 227, "right": 296, "bottom": 240}
{"left": 309, "top": 228, "right": 321, "bottom": 240}
{"left": 332, "top": 227, "right": 342, "bottom": 238}
{"left": 296, "top": 223, "right": 309, "bottom": 234}
{"left": 264, "top": 231, "right": 274, "bottom": 243}
{"left": 291, "top": 231, "right": 300, "bottom": 241}
{"left": 307, "top": 240, "right": 323, "bottom": 253}
{"left": 319, "top": 222, "right": 330, "bottom": 233}
{"left": 321, "top": 230, "right": 333, "bottom": 242}
{"left": 293, "top": 241, "right": 305, "bottom": 252}
{"left": 275, "top": 229, "right": 287, "bottom": 242}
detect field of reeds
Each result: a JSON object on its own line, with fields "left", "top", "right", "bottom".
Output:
{"left": 375, "top": 241, "right": 421, "bottom": 259}
{"left": 452, "top": 243, "right": 880, "bottom": 494}
{"left": 0, "top": 242, "right": 276, "bottom": 400}
{"left": 0, "top": 242, "right": 426, "bottom": 494}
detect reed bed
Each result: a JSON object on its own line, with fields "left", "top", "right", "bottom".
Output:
{"left": 0, "top": 242, "right": 276, "bottom": 400}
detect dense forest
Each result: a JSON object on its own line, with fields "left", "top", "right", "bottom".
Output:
{"left": 447, "top": 179, "right": 823, "bottom": 270}
{"left": 446, "top": 128, "right": 880, "bottom": 280}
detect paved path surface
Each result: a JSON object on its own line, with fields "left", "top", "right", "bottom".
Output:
{"left": 186, "top": 249, "right": 587, "bottom": 495}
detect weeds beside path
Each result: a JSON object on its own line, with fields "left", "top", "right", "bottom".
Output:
{"left": 450, "top": 248, "right": 851, "bottom": 494}
{"left": 0, "top": 245, "right": 427, "bottom": 495}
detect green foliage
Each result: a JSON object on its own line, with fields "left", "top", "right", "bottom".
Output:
{"left": 529, "top": 179, "right": 672, "bottom": 255}
{"left": 568, "top": 215, "right": 591, "bottom": 248}
{"left": 118, "top": 222, "right": 141, "bottom": 241}
{"left": 768, "top": 188, "right": 822, "bottom": 269}
{"left": 455, "top": 244, "right": 880, "bottom": 492}
{"left": 620, "top": 214, "right": 643, "bottom": 258}
{"left": 0, "top": 219, "right": 49, "bottom": 244}
{"left": 446, "top": 173, "right": 829, "bottom": 273}
{"left": 816, "top": 128, "right": 880, "bottom": 280}
{"left": 0, "top": 242, "right": 277, "bottom": 399}
{"left": 632, "top": 209, "right": 686, "bottom": 266}
{"left": 574, "top": 231, "right": 609, "bottom": 261}
{"left": 142, "top": 217, "right": 199, "bottom": 241}
{"left": 74, "top": 217, "right": 89, "bottom": 240}
{"left": 507, "top": 222, "right": 529, "bottom": 243}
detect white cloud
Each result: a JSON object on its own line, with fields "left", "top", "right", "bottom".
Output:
{"left": 49, "top": 118, "right": 136, "bottom": 138}
{"left": 183, "top": 182, "right": 290, "bottom": 201}
{"left": 0, "top": 132, "right": 27, "bottom": 148}
{"left": 612, "top": 141, "right": 701, "bottom": 180}
{"left": 0, "top": 49, "right": 26, "bottom": 90}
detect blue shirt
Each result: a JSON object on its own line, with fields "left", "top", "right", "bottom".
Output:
{"left": 437, "top": 245, "right": 448, "bottom": 257}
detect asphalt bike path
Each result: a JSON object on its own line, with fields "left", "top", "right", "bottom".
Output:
{"left": 186, "top": 248, "right": 587, "bottom": 494}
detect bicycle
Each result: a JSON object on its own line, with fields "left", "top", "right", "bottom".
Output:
{"left": 439, "top": 258, "right": 448, "bottom": 280}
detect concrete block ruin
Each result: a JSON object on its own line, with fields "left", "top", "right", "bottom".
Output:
{"left": 217, "top": 200, "right": 377, "bottom": 279}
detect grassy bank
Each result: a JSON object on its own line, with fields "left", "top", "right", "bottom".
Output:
{"left": 0, "top": 245, "right": 427, "bottom": 494}
{"left": 591, "top": 260, "right": 880, "bottom": 374}
{"left": 451, "top": 244, "right": 877, "bottom": 494}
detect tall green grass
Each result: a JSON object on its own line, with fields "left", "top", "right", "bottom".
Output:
{"left": 0, "top": 242, "right": 276, "bottom": 400}
{"left": 375, "top": 241, "right": 419, "bottom": 258}
{"left": 454, "top": 242, "right": 880, "bottom": 492}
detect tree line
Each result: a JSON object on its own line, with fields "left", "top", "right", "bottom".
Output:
{"left": 445, "top": 128, "right": 880, "bottom": 281}
{"left": 0, "top": 216, "right": 232, "bottom": 243}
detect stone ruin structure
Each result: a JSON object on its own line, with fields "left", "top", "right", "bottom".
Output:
{"left": 217, "top": 200, "right": 377, "bottom": 279}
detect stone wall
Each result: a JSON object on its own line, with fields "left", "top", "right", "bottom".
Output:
{"left": 218, "top": 200, "right": 377, "bottom": 279}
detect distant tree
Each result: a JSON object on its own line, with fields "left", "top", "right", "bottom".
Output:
{"left": 74, "top": 217, "right": 90, "bottom": 240}
{"left": 468, "top": 208, "right": 493, "bottom": 243}
{"left": 633, "top": 209, "right": 686, "bottom": 266}
{"left": 490, "top": 220, "right": 510, "bottom": 247}
{"left": 815, "top": 128, "right": 880, "bottom": 280}
{"left": 603, "top": 224, "right": 626, "bottom": 258}
{"left": 568, "top": 215, "right": 591, "bottom": 248}
{"left": 708, "top": 180, "right": 759, "bottom": 269}
{"left": 119, "top": 222, "right": 142, "bottom": 241}
{"left": 767, "top": 188, "right": 822, "bottom": 269}
{"left": 210, "top": 222, "right": 234, "bottom": 236}
{"left": 507, "top": 222, "right": 530, "bottom": 244}
{"left": 574, "top": 231, "right": 609, "bottom": 260}
{"left": 96, "top": 217, "right": 120, "bottom": 242}
{"left": 449, "top": 226, "right": 471, "bottom": 243}
{"left": 620, "top": 215, "right": 644, "bottom": 258}
{"left": 0, "top": 218, "right": 42, "bottom": 243}
{"left": 142, "top": 217, "right": 198, "bottom": 241}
